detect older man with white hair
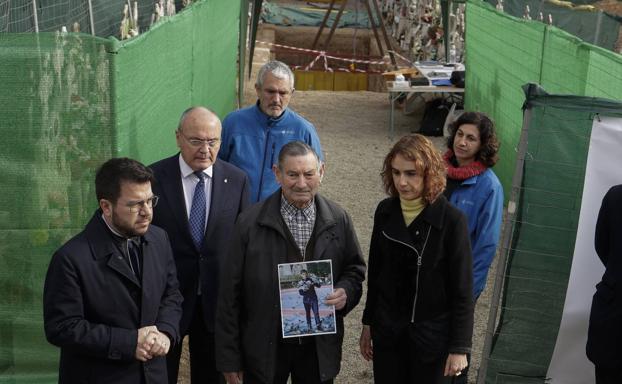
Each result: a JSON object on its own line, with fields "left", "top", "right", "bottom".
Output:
{"left": 219, "top": 60, "right": 323, "bottom": 203}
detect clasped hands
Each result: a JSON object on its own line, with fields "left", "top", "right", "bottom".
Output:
{"left": 135, "top": 325, "right": 170, "bottom": 362}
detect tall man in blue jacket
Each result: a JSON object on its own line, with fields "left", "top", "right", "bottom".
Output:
{"left": 43, "top": 157, "right": 183, "bottom": 384}
{"left": 150, "top": 107, "right": 250, "bottom": 384}
{"left": 219, "top": 60, "right": 323, "bottom": 203}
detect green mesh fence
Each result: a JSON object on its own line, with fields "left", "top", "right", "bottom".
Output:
{"left": 112, "top": 0, "right": 240, "bottom": 164}
{"left": 465, "top": 0, "right": 622, "bottom": 200}
{"left": 483, "top": 0, "right": 621, "bottom": 51}
{"left": 0, "top": 0, "right": 240, "bottom": 382}
{"left": 0, "top": 31, "right": 114, "bottom": 383}
{"left": 466, "top": 2, "right": 622, "bottom": 380}
{"left": 1, "top": 0, "right": 191, "bottom": 38}
{"left": 482, "top": 88, "right": 622, "bottom": 382}
{"left": 487, "top": 104, "right": 591, "bottom": 381}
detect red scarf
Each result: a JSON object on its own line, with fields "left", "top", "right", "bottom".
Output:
{"left": 443, "top": 150, "right": 487, "bottom": 180}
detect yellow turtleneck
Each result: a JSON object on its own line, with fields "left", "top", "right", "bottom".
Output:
{"left": 400, "top": 197, "right": 425, "bottom": 227}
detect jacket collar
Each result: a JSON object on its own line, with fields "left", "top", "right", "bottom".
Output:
{"left": 379, "top": 195, "right": 448, "bottom": 232}
{"left": 85, "top": 212, "right": 118, "bottom": 260}
{"left": 156, "top": 154, "right": 226, "bottom": 253}
{"left": 459, "top": 172, "right": 481, "bottom": 186}
{"left": 155, "top": 154, "right": 191, "bottom": 239}
{"left": 253, "top": 101, "right": 290, "bottom": 126}
{"left": 257, "top": 190, "right": 336, "bottom": 238}
{"left": 84, "top": 211, "right": 149, "bottom": 286}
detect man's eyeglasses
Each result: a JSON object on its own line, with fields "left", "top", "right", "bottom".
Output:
{"left": 126, "top": 196, "right": 159, "bottom": 213}
{"left": 179, "top": 131, "right": 221, "bottom": 148}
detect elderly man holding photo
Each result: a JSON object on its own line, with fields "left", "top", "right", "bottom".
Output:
{"left": 216, "top": 141, "right": 366, "bottom": 384}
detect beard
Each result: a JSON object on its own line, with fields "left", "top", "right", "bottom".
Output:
{"left": 109, "top": 209, "right": 151, "bottom": 238}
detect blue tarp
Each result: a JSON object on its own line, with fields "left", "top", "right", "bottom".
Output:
{"left": 262, "top": 2, "right": 371, "bottom": 28}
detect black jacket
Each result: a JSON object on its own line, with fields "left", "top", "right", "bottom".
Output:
{"left": 150, "top": 155, "right": 250, "bottom": 334}
{"left": 362, "top": 195, "right": 473, "bottom": 355}
{"left": 215, "top": 191, "right": 366, "bottom": 382}
{"left": 587, "top": 184, "right": 622, "bottom": 369}
{"left": 43, "top": 212, "right": 183, "bottom": 384}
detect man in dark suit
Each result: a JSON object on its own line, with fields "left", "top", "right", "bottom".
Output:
{"left": 587, "top": 184, "right": 622, "bottom": 384}
{"left": 43, "top": 157, "right": 183, "bottom": 384}
{"left": 150, "top": 107, "right": 250, "bottom": 384}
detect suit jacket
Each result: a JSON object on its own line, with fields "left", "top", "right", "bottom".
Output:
{"left": 587, "top": 184, "right": 622, "bottom": 369}
{"left": 150, "top": 154, "right": 250, "bottom": 334}
{"left": 43, "top": 212, "right": 183, "bottom": 384}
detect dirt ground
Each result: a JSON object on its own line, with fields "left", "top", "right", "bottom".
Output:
{"left": 176, "top": 87, "right": 495, "bottom": 383}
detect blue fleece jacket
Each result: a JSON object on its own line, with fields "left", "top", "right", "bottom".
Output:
{"left": 448, "top": 168, "right": 504, "bottom": 299}
{"left": 219, "top": 103, "right": 323, "bottom": 203}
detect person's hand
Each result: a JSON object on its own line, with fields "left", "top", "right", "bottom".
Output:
{"left": 325, "top": 287, "right": 347, "bottom": 310}
{"left": 144, "top": 330, "right": 171, "bottom": 357}
{"left": 359, "top": 325, "right": 373, "bottom": 361}
{"left": 443, "top": 353, "right": 468, "bottom": 377}
{"left": 223, "top": 371, "right": 243, "bottom": 384}
{"left": 135, "top": 325, "right": 158, "bottom": 361}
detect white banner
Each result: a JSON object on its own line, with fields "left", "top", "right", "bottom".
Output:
{"left": 547, "top": 116, "right": 622, "bottom": 383}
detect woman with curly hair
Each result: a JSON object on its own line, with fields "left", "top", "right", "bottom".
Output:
{"left": 360, "top": 134, "right": 474, "bottom": 382}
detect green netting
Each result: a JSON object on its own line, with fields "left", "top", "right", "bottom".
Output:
{"left": 465, "top": 0, "right": 622, "bottom": 201}
{"left": 467, "top": 2, "right": 622, "bottom": 379}
{"left": 483, "top": 0, "right": 621, "bottom": 51}
{"left": 1, "top": 0, "right": 192, "bottom": 38}
{"left": 0, "top": 0, "right": 240, "bottom": 382}
{"left": 465, "top": 1, "right": 543, "bottom": 200}
{"left": 0, "top": 31, "right": 114, "bottom": 382}
{"left": 112, "top": 0, "right": 240, "bottom": 163}
{"left": 482, "top": 87, "right": 622, "bottom": 382}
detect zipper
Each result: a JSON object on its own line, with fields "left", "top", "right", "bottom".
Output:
{"left": 257, "top": 121, "right": 273, "bottom": 201}
{"left": 382, "top": 225, "right": 431, "bottom": 323}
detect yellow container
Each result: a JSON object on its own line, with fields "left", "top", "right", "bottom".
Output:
{"left": 334, "top": 72, "right": 368, "bottom": 91}
{"left": 294, "top": 70, "right": 334, "bottom": 91}
{"left": 294, "top": 70, "right": 369, "bottom": 91}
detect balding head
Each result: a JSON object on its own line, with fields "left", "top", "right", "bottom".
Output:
{"left": 175, "top": 106, "right": 222, "bottom": 171}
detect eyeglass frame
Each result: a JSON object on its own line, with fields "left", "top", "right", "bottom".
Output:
{"left": 177, "top": 130, "right": 221, "bottom": 148}
{"left": 125, "top": 195, "right": 159, "bottom": 213}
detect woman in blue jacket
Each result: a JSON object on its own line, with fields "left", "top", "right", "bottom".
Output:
{"left": 443, "top": 112, "right": 503, "bottom": 384}
{"left": 443, "top": 111, "right": 504, "bottom": 301}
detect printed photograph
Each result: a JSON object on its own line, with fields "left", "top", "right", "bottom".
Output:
{"left": 277, "top": 260, "right": 336, "bottom": 338}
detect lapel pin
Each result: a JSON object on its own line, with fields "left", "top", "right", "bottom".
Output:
{"left": 224, "top": 179, "right": 228, "bottom": 183}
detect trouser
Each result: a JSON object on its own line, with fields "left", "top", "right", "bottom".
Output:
{"left": 372, "top": 337, "right": 453, "bottom": 384}
{"left": 244, "top": 339, "right": 333, "bottom": 384}
{"left": 304, "top": 300, "right": 321, "bottom": 330}
{"left": 595, "top": 365, "right": 622, "bottom": 384}
{"left": 166, "top": 301, "right": 223, "bottom": 384}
